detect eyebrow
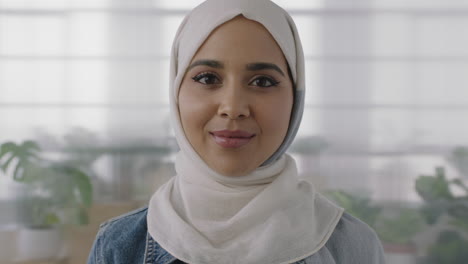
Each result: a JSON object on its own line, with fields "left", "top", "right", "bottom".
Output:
{"left": 246, "top": 62, "right": 285, "bottom": 76}
{"left": 187, "top": 59, "right": 224, "bottom": 71}
{"left": 187, "top": 60, "right": 285, "bottom": 77}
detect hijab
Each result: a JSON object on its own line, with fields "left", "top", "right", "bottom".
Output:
{"left": 147, "top": 0, "right": 343, "bottom": 263}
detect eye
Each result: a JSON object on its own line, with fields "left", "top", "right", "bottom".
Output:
{"left": 192, "top": 72, "right": 221, "bottom": 85}
{"left": 249, "top": 76, "right": 280, "bottom": 88}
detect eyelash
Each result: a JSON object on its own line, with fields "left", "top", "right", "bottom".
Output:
{"left": 191, "top": 72, "right": 280, "bottom": 88}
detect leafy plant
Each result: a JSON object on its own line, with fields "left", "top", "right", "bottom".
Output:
{"left": 423, "top": 230, "right": 468, "bottom": 264}
{"left": 0, "top": 141, "right": 41, "bottom": 182}
{"left": 327, "top": 190, "right": 425, "bottom": 247}
{"left": 376, "top": 208, "right": 424, "bottom": 245}
{"left": 415, "top": 167, "right": 468, "bottom": 231}
{"left": 0, "top": 140, "right": 93, "bottom": 227}
{"left": 415, "top": 166, "right": 468, "bottom": 264}
{"left": 326, "top": 190, "right": 381, "bottom": 229}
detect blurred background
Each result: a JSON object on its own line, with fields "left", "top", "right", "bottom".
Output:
{"left": 1, "top": 0, "right": 468, "bottom": 263}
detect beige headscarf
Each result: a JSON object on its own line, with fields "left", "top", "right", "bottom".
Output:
{"left": 147, "top": 0, "right": 343, "bottom": 263}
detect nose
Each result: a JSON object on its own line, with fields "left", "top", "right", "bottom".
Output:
{"left": 217, "top": 84, "right": 250, "bottom": 120}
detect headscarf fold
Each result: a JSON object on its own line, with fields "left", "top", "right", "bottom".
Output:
{"left": 148, "top": 0, "right": 343, "bottom": 263}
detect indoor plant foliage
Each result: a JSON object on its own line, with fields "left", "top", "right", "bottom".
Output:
{"left": 326, "top": 190, "right": 423, "bottom": 244}
{"left": 376, "top": 208, "right": 424, "bottom": 246}
{"left": 415, "top": 166, "right": 468, "bottom": 232}
{"left": 415, "top": 166, "right": 468, "bottom": 264}
{"left": 325, "top": 190, "right": 381, "bottom": 229}
{"left": 327, "top": 189, "right": 424, "bottom": 264}
{"left": 0, "top": 140, "right": 93, "bottom": 227}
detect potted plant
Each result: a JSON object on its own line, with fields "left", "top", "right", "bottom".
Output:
{"left": 0, "top": 140, "right": 93, "bottom": 261}
{"left": 376, "top": 208, "right": 424, "bottom": 264}
{"left": 326, "top": 190, "right": 424, "bottom": 264}
{"left": 415, "top": 166, "right": 468, "bottom": 264}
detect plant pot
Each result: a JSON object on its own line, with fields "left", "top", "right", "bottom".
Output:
{"left": 15, "top": 227, "right": 67, "bottom": 261}
{"left": 383, "top": 243, "right": 417, "bottom": 264}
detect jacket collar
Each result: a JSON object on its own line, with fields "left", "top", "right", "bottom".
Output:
{"left": 145, "top": 232, "right": 177, "bottom": 264}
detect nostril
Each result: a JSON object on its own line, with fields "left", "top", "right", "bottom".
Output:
{"left": 218, "top": 107, "right": 250, "bottom": 120}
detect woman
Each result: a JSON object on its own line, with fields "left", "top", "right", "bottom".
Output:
{"left": 88, "top": 0, "right": 385, "bottom": 263}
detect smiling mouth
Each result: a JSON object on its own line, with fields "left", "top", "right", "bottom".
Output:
{"left": 209, "top": 130, "right": 255, "bottom": 148}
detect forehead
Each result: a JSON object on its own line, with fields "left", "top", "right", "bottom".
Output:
{"left": 191, "top": 16, "right": 288, "bottom": 66}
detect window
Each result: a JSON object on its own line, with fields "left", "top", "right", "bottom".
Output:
{"left": 1, "top": 3, "right": 468, "bottom": 257}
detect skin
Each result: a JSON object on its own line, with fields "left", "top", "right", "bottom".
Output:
{"left": 178, "top": 16, "right": 294, "bottom": 177}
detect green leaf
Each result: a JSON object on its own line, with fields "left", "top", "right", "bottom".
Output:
{"left": 21, "top": 140, "right": 41, "bottom": 152}
{"left": 447, "top": 199, "right": 468, "bottom": 221}
{"left": 421, "top": 204, "right": 446, "bottom": 225}
{"left": 44, "top": 212, "right": 60, "bottom": 226}
{"left": 377, "top": 208, "right": 424, "bottom": 244}
{"left": 21, "top": 163, "right": 47, "bottom": 183}
{"left": 325, "top": 190, "right": 381, "bottom": 228}
{"left": 77, "top": 207, "right": 89, "bottom": 225}
{"left": 0, "top": 142, "right": 16, "bottom": 158}
{"left": 1, "top": 154, "right": 15, "bottom": 172}
{"left": 1, "top": 141, "right": 42, "bottom": 181}
{"left": 12, "top": 160, "right": 26, "bottom": 181}
{"left": 415, "top": 168, "right": 453, "bottom": 202}
{"left": 56, "top": 166, "right": 93, "bottom": 208}
{"left": 425, "top": 231, "right": 468, "bottom": 264}
{"left": 0, "top": 142, "right": 18, "bottom": 173}
{"left": 72, "top": 169, "right": 93, "bottom": 208}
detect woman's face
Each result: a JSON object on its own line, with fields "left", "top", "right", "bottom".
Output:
{"left": 178, "top": 16, "right": 293, "bottom": 177}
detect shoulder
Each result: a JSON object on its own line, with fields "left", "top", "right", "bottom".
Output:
{"left": 323, "top": 212, "right": 386, "bottom": 263}
{"left": 88, "top": 206, "right": 149, "bottom": 264}
{"left": 99, "top": 206, "right": 149, "bottom": 235}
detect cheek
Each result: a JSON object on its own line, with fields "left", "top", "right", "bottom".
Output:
{"left": 178, "top": 94, "right": 192, "bottom": 130}
{"left": 258, "top": 93, "right": 293, "bottom": 136}
{"left": 178, "top": 88, "right": 212, "bottom": 138}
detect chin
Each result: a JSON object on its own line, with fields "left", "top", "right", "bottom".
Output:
{"left": 213, "top": 163, "right": 254, "bottom": 177}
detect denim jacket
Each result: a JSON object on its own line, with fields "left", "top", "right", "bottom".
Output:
{"left": 88, "top": 207, "right": 385, "bottom": 264}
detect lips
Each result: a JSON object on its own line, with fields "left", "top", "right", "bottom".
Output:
{"left": 210, "top": 130, "right": 255, "bottom": 148}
